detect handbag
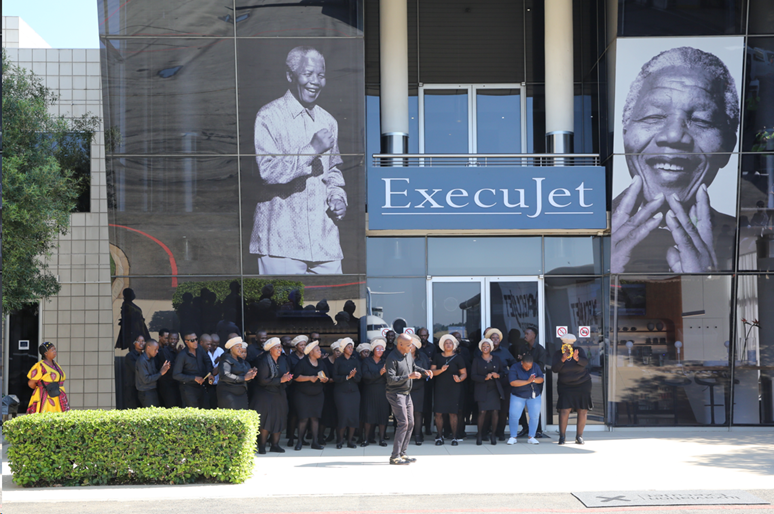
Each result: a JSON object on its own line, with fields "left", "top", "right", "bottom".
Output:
{"left": 44, "top": 380, "right": 61, "bottom": 397}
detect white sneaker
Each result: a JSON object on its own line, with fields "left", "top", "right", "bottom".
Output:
{"left": 528, "top": 437, "right": 539, "bottom": 445}
{"left": 507, "top": 437, "right": 518, "bottom": 445}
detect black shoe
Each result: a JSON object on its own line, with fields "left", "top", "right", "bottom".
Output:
{"left": 535, "top": 432, "right": 549, "bottom": 439}
{"left": 270, "top": 444, "right": 285, "bottom": 453}
{"left": 576, "top": 436, "right": 585, "bottom": 445}
{"left": 368, "top": 438, "right": 377, "bottom": 444}
{"left": 383, "top": 434, "right": 390, "bottom": 441}
{"left": 390, "top": 457, "right": 409, "bottom": 465}
{"left": 415, "top": 435, "right": 422, "bottom": 446}
{"left": 295, "top": 440, "right": 303, "bottom": 451}
{"left": 311, "top": 442, "right": 324, "bottom": 450}
{"left": 498, "top": 434, "right": 506, "bottom": 441}
{"left": 476, "top": 434, "right": 483, "bottom": 446}
{"left": 401, "top": 455, "right": 416, "bottom": 463}
{"left": 516, "top": 428, "right": 528, "bottom": 438}
{"left": 558, "top": 435, "right": 566, "bottom": 445}
{"left": 287, "top": 437, "right": 295, "bottom": 447}
{"left": 336, "top": 442, "right": 343, "bottom": 449}
{"left": 360, "top": 441, "right": 369, "bottom": 447}
{"left": 490, "top": 434, "right": 497, "bottom": 445}
{"left": 317, "top": 438, "right": 327, "bottom": 446}
{"left": 303, "top": 440, "right": 310, "bottom": 446}
{"left": 451, "top": 439, "right": 459, "bottom": 446}
{"left": 435, "top": 438, "right": 444, "bottom": 446}
{"left": 418, "top": 434, "right": 425, "bottom": 443}
{"left": 347, "top": 441, "right": 357, "bottom": 449}
{"left": 258, "top": 444, "right": 267, "bottom": 455}
{"left": 379, "top": 440, "right": 388, "bottom": 447}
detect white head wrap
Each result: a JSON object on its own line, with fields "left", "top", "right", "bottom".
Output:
{"left": 304, "top": 340, "right": 319, "bottom": 355}
{"left": 370, "top": 337, "right": 387, "bottom": 350}
{"left": 225, "top": 337, "right": 247, "bottom": 350}
{"left": 291, "top": 335, "right": 309, "bottom": 347}
{"left": 478, "top": 338, "right": 494, "bottom": 353}
{"left": 330, "top": 340, "right": 341, "bottom": 352}
{"left": 263, "top": 337, "right": 282, "bottom": 351}
{"left": 438, "top": 334, "right": 459, "bottom": 351}
{"left": 356, "top": 343, "right": 371, "bottom": 354}
{"left": 560, "top": 334, "right": 577, "bottom": 343}
{"left": 484, "top": 328, "right": 503, "bottom": 342}
{"left": 339, "top": 337, "right": 355, "bottom": 350}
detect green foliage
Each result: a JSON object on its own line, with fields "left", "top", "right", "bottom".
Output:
{"left": 172, "top": 278, "right": 304, "bottom": 309}
{"left": 4, "top": 408, "right": 261, "bottom": 487}
{"left": 1, "top": 51, "right": 100, "bottom": 315}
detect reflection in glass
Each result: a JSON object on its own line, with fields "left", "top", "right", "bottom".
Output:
{"left": 545, "top": 277, "right": 605, "bottom": 425}
{"left": 367, "top": 238, "right": 425, "bottom": 277}
{"left": 102, "top": 39, "right": 237, "bottom": 154}
{"left": 235, "top": 0, "right": 362, "bottom": 37}
{"left": 366, "top": 94, "right": 420, "bottom": 157}
{"left": 423, "top": 90, "right": 468, "bottom": 153}
{"left": 610, "top": 275, "right": 732, "bottom": 426}
{"left": 476, "top": 89, "right": 521, "bottom": 153}
{"left": 428, "top": 237, "right": 541, "bottom": 276}
{"left": 619, "top": 0, "right": 746, "bottom": 36}
{"left": 490, "top": 281, "right": 539, "bottom": 353}
{"left": 98, "top": 0, "right": 235, "bottom": 37}
{"left": 738, "top": 154, "right": 774, "bottom": 271}
{"left": 742, "top": 38, "right": 774, "bottom": 152}
{"left": 432, "top": 281, "right": 481, "bottom": 342}
{"left": 749, "top": 0, "right": 774, "bottom": 34}
{"left": 108, "top": 157, "right": 240, "bottom": 276}
{"left": 734, "top": 275, "right": 774, "bottom": 425}
{"left": 367, "top": 278, "right": 426, "bottom": 337}
{"left": 544, "top": 237, "right": 602, "bottom": 275}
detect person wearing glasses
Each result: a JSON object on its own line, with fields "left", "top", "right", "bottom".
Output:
{"left": 173, "top": 332, "right": 214, "bottom": 408}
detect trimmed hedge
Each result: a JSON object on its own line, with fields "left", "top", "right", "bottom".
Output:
{"left": 171, "top": 278, "right": 304, "bottom": 309}
{"left": 4, "top": 407, "right": 260, "bottom": 487}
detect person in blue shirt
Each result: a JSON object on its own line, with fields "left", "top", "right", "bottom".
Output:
{"left": 507, "top": 354, "right": 544, "bottom": 445}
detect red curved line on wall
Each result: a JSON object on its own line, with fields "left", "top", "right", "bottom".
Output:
{"left": 109, "top": 224, "right": 178, "bottom": 288}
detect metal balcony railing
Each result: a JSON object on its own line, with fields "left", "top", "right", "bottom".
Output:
{"left": 372, "top": 153, "right": 600, "bottom": 167}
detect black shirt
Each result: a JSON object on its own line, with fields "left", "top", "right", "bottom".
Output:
{"left": 135, "top": 352, "right": 162, "bottom": 391}
{"left": 173, "top": 347, "right": 213, "bottom": 385}
{"left": 293, "top": 357, "right": 325, "bottom": 396}
{"left": 512, "top": 341, "right": 548, "bottom": 370}
{"left": 551, "top": 347, "right": 591, "bottom": 386}
{"left": 362, "top": 356, "right": 387, "bottom": 387}
{"left": 257, "top": 353, "right": 290, "bottom": 394}
{"left": 218, "top": 353, "right": 251, "bottom": 393}
{"left": 124, "top": 348, "right": 142, "bottom": 387}
{"left": 333, "top": 355, "right": 361, "bottom": 393}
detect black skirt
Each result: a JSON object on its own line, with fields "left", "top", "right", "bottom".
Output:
{"left": 251, "top": 387, "right": 288, "bottom": 433}
{"left": 556, "top": 378, "right": 593, "bottom": 411}
{"left": 361, "top": 382, "right": 390, "bottom": 425}
{"left": 410, "top": 384, "right": 425, "bottom": 412}
{"left": 217, "top": 383, "right": 249, "bottom": 410}
{"left": 475, "top": 381, "right": 501, "bottom": 411}
{"left": 294, "top": 389, "right": 324, "bottom": 419}
{"left": 334, "top": 387, "right": 361, "bottom": 428}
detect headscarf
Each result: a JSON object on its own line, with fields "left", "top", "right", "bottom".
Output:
{"left": 330, "top": 340, "right": 341, "bottom": 352}
{"left": 410, "top": 335, "right": 422, "bottom": 349}
{"left": 356, "top": 343, "right": 371, "bottom": 354}
{"left": 484, "top": 328, "right": 503, "bottom": 342}
{"left": 263, "top": 337, "right": 282, "bottom": 351}
{"left": 340, "top": 337, "right": 355, "bottom": 350}
{"left": 291, "top": 335, "right": 309, "bottom": 347}
{"left": 39, "top": 341, "right": 55, "bottom": 357}
{"left": 226, "top": 337, "right": 247, "bottom": 350}
{"left": 478, "top": 338, "right": 494, "bottom": 353}
{"left": 438, "top": 334, "right": 459, "bottom": 351}
{"left": 370, "top": 337, "right": 387, "bottom": 351}
{"left": 560, "top": 334, "right": 577, "bottom": 343}
{"left": 304, "top": 341, "right": 320, "bottom": 356}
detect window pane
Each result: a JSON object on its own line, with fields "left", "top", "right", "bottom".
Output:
{"left": 619, "top": 0, "right": 746, "bottom": 36}
{"left": 610, "top": 275, "right": 732, "bottom": 427}
{"left": 742, "top": 38, "right": 774, "bottom": 152}
{"left": 738, "top": 154, "right": 774, "bottom": 271}
{"left": 432, "top": 281, "right": 481, "bottom": 341}
{"left": 428, "top": 237, "right": 542, "bottom": 276}
{"left": 367, "top": 278, "right": 426, "bottom": 338}
{"left": 544, "top": 237, "right": 603, "bottom": 275}
{"left": 476, "top": 89, "right": 521, "bottom": 153}
{"left": 424, "top": 89, "right": 468, "bottom": 153}
{"left": 749, "top": 0, "right": 774, "bottom": 34}
{"left": 367, "top": 238, "right": 425, "bottom": 277}
{"left": 734, "top": 275, "right": 774, "bottom": 425}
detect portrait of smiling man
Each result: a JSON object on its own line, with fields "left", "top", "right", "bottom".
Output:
{"left": 250, "top": 45, "right": 347, "bottom": 275}
{"left": 611, "top": 42, "right": 742, "bottom": 273}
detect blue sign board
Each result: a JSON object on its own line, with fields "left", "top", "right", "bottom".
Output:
{"left": 368, "top": 165, "right": 607, "bottom": 230}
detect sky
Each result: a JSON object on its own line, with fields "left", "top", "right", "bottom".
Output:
{"left": 4, "top": 0, "right": 100, "bottom": 48}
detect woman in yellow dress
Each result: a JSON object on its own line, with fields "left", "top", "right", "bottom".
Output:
{"left": 27, "top": 341, "right": 70, "bottom": 413}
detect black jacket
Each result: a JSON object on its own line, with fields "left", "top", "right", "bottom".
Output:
{"left": 218, "top": 353, "right": 251, "bottom": 394}
{"left": 135, "top": 352, "right": 162, "bottom": 391}
{"left": 173, "top": 347, "right": 213, "bottom": 385}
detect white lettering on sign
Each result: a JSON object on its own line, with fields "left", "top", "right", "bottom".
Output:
{"left": 381, "top": 177, "right": 594, "bottom": 216}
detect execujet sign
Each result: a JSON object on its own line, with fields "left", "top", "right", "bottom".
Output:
{"left": 368, "top": 165, "right": 607, "bottom": 230}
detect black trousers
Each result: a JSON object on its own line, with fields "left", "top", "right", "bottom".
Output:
{"left": 138, "top": 389, "right": 160, "bottom": 407}
{"left": 158, "top": 379, "right": 182, "bottom": 408}
{"left": 123, "top": 383, "right": 139, "bottom": 409}
{"left": 180, "top": 383, "right": 209, "bottom": 409}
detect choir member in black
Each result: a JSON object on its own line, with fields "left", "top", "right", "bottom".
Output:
{"left": 485, "top": 328, "right": 516, "bottom": 441}
{"left": 361, "top": 337, "right": 390, "bottom": 447}
{"left": 430, "top": 334, "right": 467, "bottom": 446}
{"left": 417, "top": 327, "right": 435, "bottom": 436}
{"left": 253, "top": 337, "right": 293, "bottom": 454}
{"left": 217, "top": 337, "right": 257, "bottom": 410}
{"left": 292, "top": 340, "right": 329, "bottom": 450}
{"left": 408, "top": 335, "right": 431, "bottom": 445}
{"left": 320, "top": 340, "right": 341, "bottom": 444}
{"left": 156, "top": 331, "right": 181, "bottom": 407}
{"left": 357, "top": 343, "right": 371, "bottom": 361}
{"left": 470, "top": 338, "right": 505, "bottom": 445}
{"left": 135, "top": 339, "right": 171, "bottom": 407}
{"left": 123, "top": 334, "right": 145, "bottom": 409}
{"left": 355, "top": 342, "right": 371, "bottom": 443}
{"left": 512, "top": 325, "right": 548, "bottom": 438}
{"left": 384, "top": 330, "right": 397, "bottom": 356}
{"left": 287, "top": 335, "right": 308, "bottom": 447}
{"left": 333, "top": 337, "right": 361, "bottom": 449}
{"left": 173, "top": 332, "right": 214, "bottom": 408}
{"left": 246, "top": 330, "right": 267, "bottom": 406}
{"left": 552, "top": 333, "right": 592, "bottom": 445}
{"left": 451, "top": 330, "right": 473, "bottom": 441}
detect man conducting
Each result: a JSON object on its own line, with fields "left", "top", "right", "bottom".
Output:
{"left": 385, "top": 333, "right": 432, "bottom": 465}
{"left": 250, "top": 46, "right": 347, "bottom": 275}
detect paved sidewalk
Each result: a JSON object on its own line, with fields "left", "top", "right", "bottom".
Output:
{"left": 3, "top": 428, "right": 773, "bottom": 504}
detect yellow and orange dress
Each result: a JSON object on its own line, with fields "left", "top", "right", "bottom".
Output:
{"left": 26, "top": 360, "right": 70, "bottom": 413}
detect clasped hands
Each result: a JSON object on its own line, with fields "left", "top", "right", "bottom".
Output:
{"left": 612, "top": 175, "right": 717, "bottom": 273}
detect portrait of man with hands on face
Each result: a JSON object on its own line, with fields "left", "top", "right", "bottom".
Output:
{"left": 250, "top": 46, "right": 347, "bottom": 275}
{"left": 611, "top": 45, "right": 741, "bottom": 273}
